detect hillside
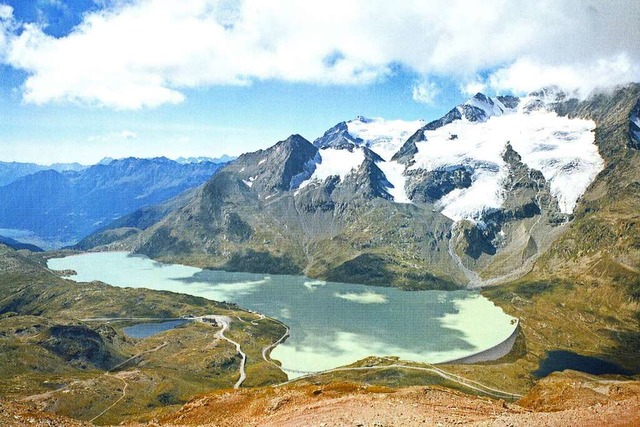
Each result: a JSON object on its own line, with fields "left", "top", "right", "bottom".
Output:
{"left": 0, "top": 244, "right": 288, "bottom": 424}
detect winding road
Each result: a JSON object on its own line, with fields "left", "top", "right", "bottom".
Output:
{"left": 78, "top": 314, "right": 521, "bottom": 403}
{"left": 214, "top": 316, "right": 247, "bottom": 389}
{"left": 261, "top": 319, "right": 291, "bottom": 366}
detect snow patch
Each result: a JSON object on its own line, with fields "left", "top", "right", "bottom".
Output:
{"left": 377, "top": 160, "right": 411, "bottom": 203}
{"left": 242, "top": 175, "right": 257, "bottom": 188}
{"left": 258, "top": 159, "right": 266, "bottom": 165}
{"left": 347, "top": 117, "right": 424, "bottom": 161}
{"left": 632, "top": 114, "right": 640, "bottom": 143}
{"left": 298, "top": 148, "right": 365, "bottom": 189}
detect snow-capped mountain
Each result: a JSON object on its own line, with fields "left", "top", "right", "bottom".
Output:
{"left": 314, "top": 116, "right": 425, "bottom": 160}
{"left": 304, "top": 116, "right": 424, "bottom": 203}
{"left": 299, "top": 92, "right": 603, "bottom": 222}
{"left": 78, "top": 85, "right": 640, "bottom": 289}
{"left": 402, "top": 92, "right": 603, "bottom": 219}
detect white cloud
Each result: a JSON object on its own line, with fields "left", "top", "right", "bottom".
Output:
{"left": 88, "top": 129, "right": 137, "bottom": 142}
{"left": 118, "top": 130, "right": 136, "bottom": 139}
{"left": 412, "top": 80, "right": 439, "bottom": 104}
{"left": 1, "top": 0, "right": 639, "bottom": 108}
{"left": 460, "top": 78, "right": 487, "bottom": 97}
{"left": 0, "top": 4, "right": 14, "bottom": 59}
{"left": 0, "top": 4, "right": 11, "bottom": 20}
{"left": 488, "top": 54, "right": 640, "bottom": 97}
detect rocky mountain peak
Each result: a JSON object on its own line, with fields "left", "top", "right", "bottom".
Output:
{"left": 355, "top": 115, "right": 374, "bottom": 123}
{"left": 313, "top": 121, "right": 363, "bottom": 150}
{"left": 229, "top": 134, "right": 318, "bottom": 197}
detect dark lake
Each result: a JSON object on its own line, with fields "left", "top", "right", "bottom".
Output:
{"left": 122, "top": 319, "right": 190, "bottom": 339}
{"left": 533, "top": 350, "right": 633, "bottom": 378}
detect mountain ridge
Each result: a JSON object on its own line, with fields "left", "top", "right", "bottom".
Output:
{"left": 79, "top": 84, "right": 640, "bottom": 290}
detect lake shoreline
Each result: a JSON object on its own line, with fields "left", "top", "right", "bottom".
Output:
{"left": 48, "top": 251, "right": 520, "bottom": 376}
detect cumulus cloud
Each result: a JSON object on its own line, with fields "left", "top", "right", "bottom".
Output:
{"left": 488, "top": 54, "right": 640, "bottom": 97}
{"left": 1, "top": 0, "right": 639, "bottom": 108}
{"left": 412, "top": 80, "right": 440, "bottom": 104}
{"left": 460, "top": 78, "right": 487, "bottom": 97}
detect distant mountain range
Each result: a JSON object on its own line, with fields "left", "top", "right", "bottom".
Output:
{"left": 0, "top": 161, "right": 86, "bottom": 187}
{"left": 0, "top": 157, "right": 228, "bottom": 248}
{"left": 0, "top": 235, "right": 43, "bottom": 252}
{"left": 79, "top": 84, "right": 640, "bottom": 289}
{"left": 0, "top": 155, "right": 234, "bottom": 188}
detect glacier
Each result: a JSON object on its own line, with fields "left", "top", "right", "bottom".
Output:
{"left": 303, "top": 93, "right": 603, "bottom": 222}
{"left": 346, "top": 116, "right": 425, "bottom": 161}
{"left": 409, "top": 96, "right": 602, "bottom": 220}
{"left": 299, "top": 147, "right": 365, "bottom": 189}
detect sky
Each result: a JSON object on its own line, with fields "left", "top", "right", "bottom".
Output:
{"left": 0, "top": 0, "right": 638, "bottom": 165}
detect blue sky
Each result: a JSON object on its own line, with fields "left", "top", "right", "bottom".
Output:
{"left": 0, "top": 0, "right": 638, "bottom": 164}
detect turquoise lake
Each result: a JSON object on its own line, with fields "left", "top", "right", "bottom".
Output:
{"left": 48, "top": 252, "right": 517, "bottom": 377}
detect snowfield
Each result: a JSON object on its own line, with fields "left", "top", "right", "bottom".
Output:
{"left": 299, "top": 147, "right": 365, "bottom": 189}
{"left": 298, "top": 94, "right": 603, "bottom": 221}
{"left": 410, "top": 98, "right": 601, "bottom": 220}
{"left": 346, "top": 116, "right": 424, "bottom": 161}
{"left": 377, "top": 160, "right": 411, "bottom": 203}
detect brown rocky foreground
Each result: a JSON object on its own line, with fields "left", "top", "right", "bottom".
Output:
{"left": 0, "top": 399, "right": 89, "bottom": 427}
{"left": 148, "top": 370, "right": 640, "bottom": 427}
{"left": 2, "top": 371, "right": 639, "bottom": 426}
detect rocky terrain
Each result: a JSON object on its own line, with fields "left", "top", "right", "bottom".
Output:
{"left": 125, "top": 372, "right": 640, "bottom": 426}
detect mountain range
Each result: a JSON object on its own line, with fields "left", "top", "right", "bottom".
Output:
{"left": 80, "top": 84, "right": 640, "bottom": 290}
{"left": 0, "top": 157, "right": 227, "bottom": 248}
{"left": 0, "top": 161, "right": 86, "bottom": 187}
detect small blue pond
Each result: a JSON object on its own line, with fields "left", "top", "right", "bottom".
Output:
{"left": 533, "top": 350, "right": 633, "bottom": 378}
{"left": 122, "top": 319, "right": 190, "bottom": 339}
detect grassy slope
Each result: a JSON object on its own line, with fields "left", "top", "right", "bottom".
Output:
{"left": 0, "top": 245, "right": 287, "bottom": 425}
